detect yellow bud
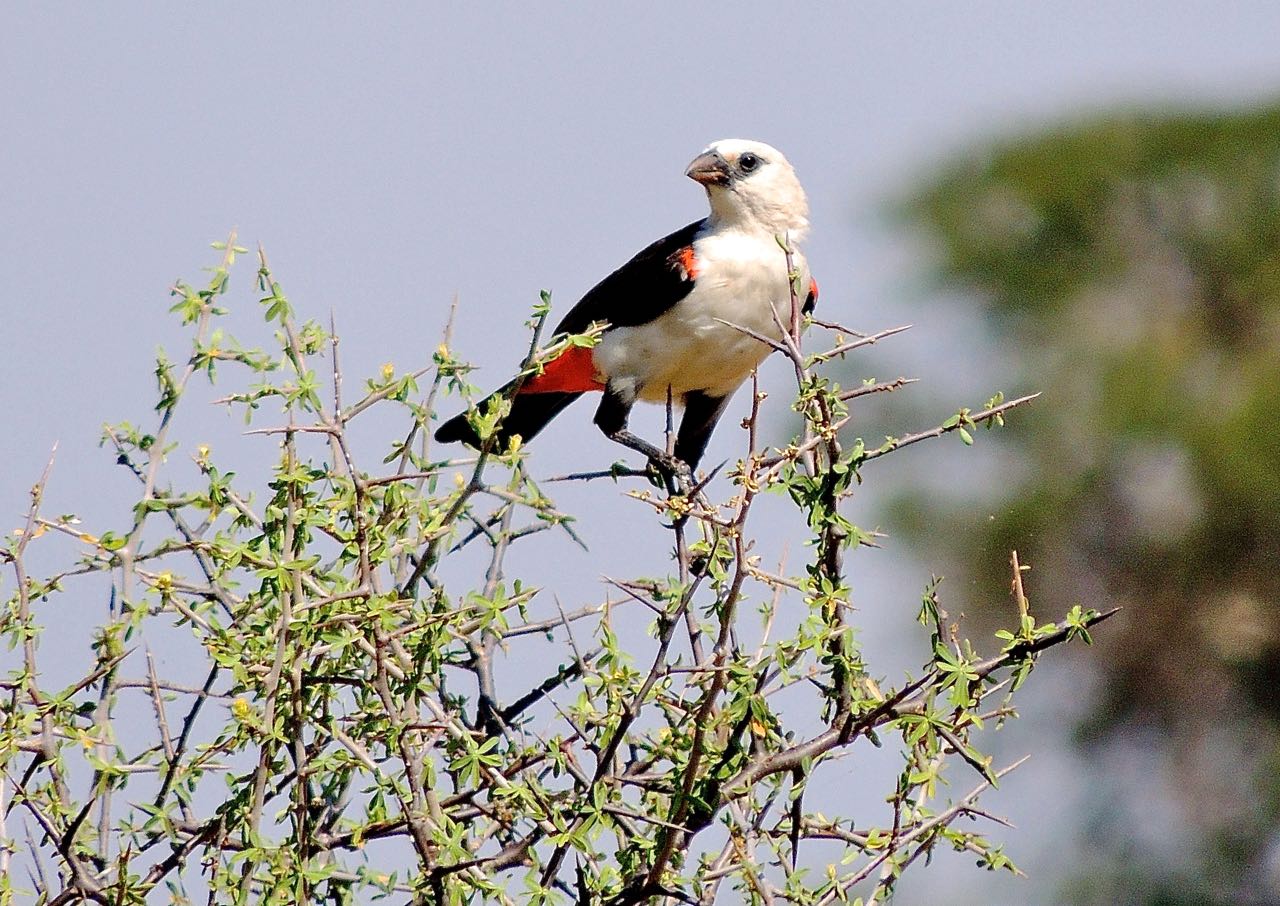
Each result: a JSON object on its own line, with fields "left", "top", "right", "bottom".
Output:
{"left": 861, "top": 676, "right": 884, "bottom": 702}
{"left": 381, "top": 362, "right": 395, "bottom": 381}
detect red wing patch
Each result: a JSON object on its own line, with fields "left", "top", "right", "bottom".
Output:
{"left": 518, "top": 344, "right": 605, "bottom": 394}
{"left": 803, "top": 276, "right": 819, "bottom": 314}
{"left": 675, "top": 246, "right": 700, "bottom": 280}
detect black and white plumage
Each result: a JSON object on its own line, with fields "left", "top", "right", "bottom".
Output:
{"left": 434, "top": 139, "right": 816, "bottom": 471}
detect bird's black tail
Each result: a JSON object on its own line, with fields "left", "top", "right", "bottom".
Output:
{"left": 434, "top": 390, "right": 584, "bottom": 451}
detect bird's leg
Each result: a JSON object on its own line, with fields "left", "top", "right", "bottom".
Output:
{"left": 594, "top": 386, "right": 692, "bottom": 494}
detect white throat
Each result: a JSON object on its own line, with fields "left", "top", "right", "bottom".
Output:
{"left": 704, "top": 185, "right": 809, "bottom": 241}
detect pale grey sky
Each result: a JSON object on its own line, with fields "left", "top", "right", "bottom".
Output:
{"left": 4, "top": 4, "right": 1279, "bottom": 902}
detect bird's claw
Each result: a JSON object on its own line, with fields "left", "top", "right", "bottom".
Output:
{"left": 645, "top": 454, "right": 693, "bottom": 497}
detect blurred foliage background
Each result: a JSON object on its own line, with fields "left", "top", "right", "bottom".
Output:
{"left": 897, "top": 101, "right": 1280, "bottom": 904}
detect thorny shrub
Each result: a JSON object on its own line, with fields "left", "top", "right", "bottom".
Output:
{"left": 0, "top": 233, "right": 1108, "bottom": 905}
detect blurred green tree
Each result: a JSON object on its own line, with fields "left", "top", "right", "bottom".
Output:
{"left": 902, "top": 103, "right": 1280, "bottom": 904}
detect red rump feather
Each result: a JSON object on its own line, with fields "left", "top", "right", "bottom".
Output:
{"left": 518, "top": 345, "right": 605, "bottom": 394}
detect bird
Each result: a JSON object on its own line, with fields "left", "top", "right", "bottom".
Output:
{"left": 433, "top": 138, "right": 816, "bottom": 476}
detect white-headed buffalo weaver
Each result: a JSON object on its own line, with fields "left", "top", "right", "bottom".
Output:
{"left": 434, "top": 139, "right": 816, "bottom": 475}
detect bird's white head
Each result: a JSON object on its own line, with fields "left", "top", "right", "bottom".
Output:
{"left": 685, "top": 139, "right": 809, "bottom": 241}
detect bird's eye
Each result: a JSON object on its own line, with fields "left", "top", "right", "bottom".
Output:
{"left": 739, "top": 152, "right": 761, "bottom": 173}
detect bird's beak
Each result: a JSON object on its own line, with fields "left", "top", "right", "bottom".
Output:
{"left": 685, "top": 151, "right": 731, "bottom": 187}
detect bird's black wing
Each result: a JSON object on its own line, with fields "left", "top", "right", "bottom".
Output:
{"left": 553, "top": 220, "right": 705, "bottom": 335}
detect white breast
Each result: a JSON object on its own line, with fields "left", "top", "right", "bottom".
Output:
{"left": 595, "top": 229, "right": 809, "bottom": 402}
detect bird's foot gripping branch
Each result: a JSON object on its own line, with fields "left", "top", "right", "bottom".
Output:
{"left": 0, "top": 235, "right": 1109, "bottom": 905}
